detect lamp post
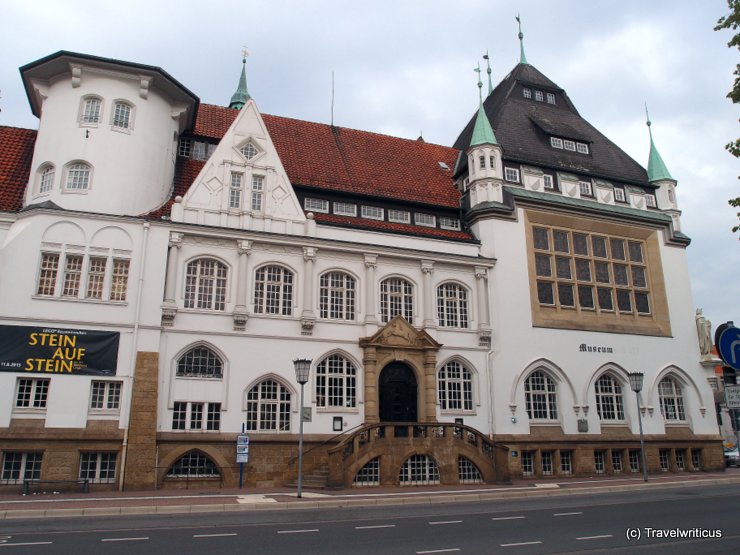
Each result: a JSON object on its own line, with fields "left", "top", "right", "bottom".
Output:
{"left": 293, "top": 358, "right": 311, "bottom": 498}
{"left": 628, "top": 372, "right": 648, "bottom": 482}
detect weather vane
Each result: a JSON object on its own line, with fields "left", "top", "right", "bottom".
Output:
{"left": 241, "top": 46, "right": 249, "bottom": 62}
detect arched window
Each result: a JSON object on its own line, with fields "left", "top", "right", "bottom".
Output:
{"left": 246, "top": 379, "right": 291, "bottom": 431}
{"left": 112, "top": 101, "right": 133, "bottom": 129}
{"left": 525, "top": 370, "right": 558, "bottom": 420}
{"left": 65, "top": 162, "right": 91, "bottom": 190}
{"left": 438, "top": 361, "right": 473, "bottom": 411}
{"left": 38, "top": 164, "right": 55, "bottom": 194}
{"left": 166, "top": 450, "right": 219, "bottom": 477}
{"left": 659, "top": 377, "right": 686, "bottom": 421}
{"left": 319, "top": 271, "right": 356, "bottom": 320}
{"left": 176, "top": 346, "right": 223, "bottom": 378}
{"left": 458, "top": 456, "right": 483, "bottom": 484}
{"left": 380, "top": 277, "right": 413, "bottom": 322}
{"left": 81, "top": 96, "right": 102, "bottom": 124}
{"left": 254, "top": 265, "right": 293, "bottom": 315}
{"left": 595, "top": 374, "right": 624, "bottom": 420}
{"left": 399, "top": 454, "right": 440, "bottom": 486}
{"left": 315, "top": 354, "right": 357, "bottom": 408}
{"left": 184, "top": 258, "right": 227, "bottom": 310}
{"left": 437, "top": 283, "right": 469, "bottom": 328}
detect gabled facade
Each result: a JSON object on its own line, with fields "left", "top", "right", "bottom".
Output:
{"left": 0, "top": 47, "right": 723, "bottom": 492}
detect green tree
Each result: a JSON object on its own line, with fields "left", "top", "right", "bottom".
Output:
{"left": 715, "top": 0, "right": 740, "bottom": 234}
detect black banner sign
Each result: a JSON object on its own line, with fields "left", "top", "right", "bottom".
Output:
{"left": 0, "top": 325, "right": 119, "bottom": 376}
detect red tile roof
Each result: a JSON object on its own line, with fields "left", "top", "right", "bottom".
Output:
{"left": 312, "top": 212, "right": 474, "bottom": 241}
{"left": 0, "top": 126, "right": 36, "bottom": 212}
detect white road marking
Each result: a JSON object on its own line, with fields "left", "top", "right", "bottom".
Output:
{"left": 101, "top": 537, "right": 149, "bottom": 542}
{"left": 500, "top": 541, "right": 543, "bottom": 547}
{"left": 0, "top": 542, "right": 53, "bottom": 548}
{"left": 277, "top": 529, "right": 319, "bottom": 534}
{"left": 577, "top": 534, "right": 614, "bottom": 540}
{"left": 416, "top": 549, "right": 461, "bottom": 554}
{"left": 491, "top": 516, "right": 526, "bottom": 521}
{"left": 429, "top": 520, "right": 463, "bottom": 525}
{"left": 355, "top": 524, "right": 396, "bottom": 529}
{"left": 193, "top": 533, "right": 238, "bottom": 538}
{"left": 553, "top": 511, "right": 583, "bottom": 516}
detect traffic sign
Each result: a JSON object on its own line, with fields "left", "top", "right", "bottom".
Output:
{"left": 726, "top": 385, "right": 740, "bottom": 409}
{"left": 718, "top": 325, "right": 740, "bottom": 371}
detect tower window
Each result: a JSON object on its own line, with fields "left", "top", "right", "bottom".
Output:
{"left": 546, "top": 93, "right": 556, "bottom": 105}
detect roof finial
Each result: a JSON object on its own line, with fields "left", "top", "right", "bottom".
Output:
{"left": 470, "top": 63, "right": 498, "bottom": 147}
{"left": 644, "top": 103, "right": 674, "bottom": 182}
{"left": 483, "top": 51, "right": 493, "bottom": 96}
{"left": 474, "top": 63, "right": 483, "bottom": 104}
{"left": 229, "top": 46, "right": 252, "bottom": 110}
{"left": 516, "top": 14, "right": 528, "bottom": 65}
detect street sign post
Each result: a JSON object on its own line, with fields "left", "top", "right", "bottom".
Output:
{"left": 237, "top": 431, "right": 249, "bottom": 488}
{"left": 717, "top": 325, "right": 740, "bottom": 371}
{"left": 726, "top": 384, "right": 740, "bottom": 410}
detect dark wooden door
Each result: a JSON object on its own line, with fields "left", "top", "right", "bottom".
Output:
{"left": 379, "top": 362, "right": 417, "bottom": 422}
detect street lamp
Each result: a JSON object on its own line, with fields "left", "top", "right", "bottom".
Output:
{"left": 628, "top": 372, "right": 648, "bottom": 482}
{"left": 293, "top": 358, "right": 312, "bottom": 498}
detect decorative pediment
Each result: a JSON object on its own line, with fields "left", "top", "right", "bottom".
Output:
{"left": 360, "top": 315, "right": 442, "bottom": 351}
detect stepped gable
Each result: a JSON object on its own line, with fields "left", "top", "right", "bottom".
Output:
{"left": 0, "top": 126, "right": 36, "bottom": 212}
{"left": 454, "top": 63, "right": 649, "bottom": 186}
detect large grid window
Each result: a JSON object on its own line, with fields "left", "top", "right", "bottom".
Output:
{"left": 81, "top": 97, "right": 102, "bottom": 124}
{"left": 315, "top": 354, "right": 357, "bottom": 409}
{"left": 37, "top": 251, "right": 129, "bottom": 301}
{"left": 458, "top": 457, "right": 483, "bottom": 484}
{"left": 184, "top": 258, "right": 227, "bottom": 311}
{"left": 353, "top": 457, "right": 380, "bottom": 486}
{"left": 1, "top": 452, "right": 42, "bottom": 485}
{"left": 176, "top": 346, "right": 223, "bottom": 378}
{"left": 112, "top": 102, "right": 132, "bottom": 129}
{"left": 110, "top": 259, "right": 130, "bottom": 301}
{"left": 524, "top": 370, "right": 558, "bottom": 420}
{"left": 90, "top": 381, "right": 122, "bottom": 410}
{"left": 254, "top": 265, "right": 294, "bottom": 315}
{"left": 438, "top": 361, "right": 473, "bottom": 411}
{"left": 532, "top": 225, "right": 651, "bottom": 315}
{"left": 246, "top": 379, "right": 291, "bottom": 432}
{"left": 172, "top": 401, "right": 221, "bottom": 431}
{"left": 37, "top": 253, "right": 60, "bottom": 295}
{"left": 319, "top": 271, "right": 356, "bottom": 320}
{"left": 595, "top": 374, "right": 625, "bottom": 420}
{"left": 659, "top": 377, "right": 686, "bottom": 421}
{"left": 79, "top": 452, "right": 117, "bottom": 483}
{"left": 62, "top": 254, "right": 84, "bottom": 297}
{"left": 399, "top": 454, "right": 440, "bottom": 486}
{"left": 16, "top": 378, "right": 49, "bottom": 409}
{"left": 86, "top": 257, "right": 107, "bottom": 299}
{"left": 167, "top": 451, "right": 220, "bottom": 477}
{"left": 380, "top": 277, "right": 413, "bottom": 323}
{"left": 65, "top": 163, "right": 91, "bottom": 190}
{"left": 437, "top": 283, "right": 469, "bottom": 328}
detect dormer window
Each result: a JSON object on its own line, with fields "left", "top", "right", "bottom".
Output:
{"left": 505, "top": 167, "right": 520, "bottom": 183}
{"left": 362, "top": 205, "right": 384, "bottom": 220}
{"left": 543, "top": 175, "right": 554, "bottom": 190}
{"left": 563, "top": 140, "right": 576, "bottom": 151}
{"left": 523, "top": 88, "right": 532, "bottom": 99}
{"left": 579, "top": 180, "right": 593, "bottom": 197}
{"left": 240, "top": 142, "right": 258, "bottom": 160}
{"left": 439, "top": 217, "right": 461, "bottom": 230}
{"left": 333, "top": 201, "right": 357, "bottom": 217}
{"left": 535, "top": 90, "right": 544, "bottom": 102}
{"left": 415, "top": 213, "right": 436, "bottom": 227}
{"left": 551, "top": 137, "right": 564, "bottom": 149}
{"left": 614, "top": 187, "right": 626, "bottom": 203}
{"left": 576, "top": 143, "right": 589, "bottom": 154}
{"left": 389, "top": 209, "right": 411, "bottom": 224}
{"left": 546, "top": 93, "right": 556, "bottom": 105}
{"left": 305, "top": 198, "right": 329, "bottom": 213}
{"left": 646, "top": 194, "right": 657, "bottom": 208}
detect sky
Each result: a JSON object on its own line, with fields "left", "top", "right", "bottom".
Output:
{"left": 1, "top": 0, "right": 738, "bottom": 336}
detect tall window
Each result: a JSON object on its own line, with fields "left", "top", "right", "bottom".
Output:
{"left": 176, "top": 346, "right": 223, "bottom": 378}
{"left": 524, "top": 370, "right": 558, "bottom": 420}
{"left": 319, "top": 271, "right": 356, "bottom": 320}
{"left": 36, "top": 252, "right": 129, "bottom": 300}
{"left": 38, "top": 164, "right": 55, "bottom": 194}
{"left": 532, "top": 225, "right": 651, "bottom": 315}
{"left": 89, "top": 381, "right": 122, "bottom": 410}
{"left": 62, "top": 254, "right": 83, "bottom": 297}
{"left": 251, "top": 175, "right": 264, "bottom": 211}
{"left": 65, "top": 163, "right": 91, "bottom": 190}
{"left": 167, "top": 451, "right": 220, "bottom": 477}
{"left": 437, "top": 283, "right": 469, "bottom": 328}
{"left": 659, "top": 377, "right": 686, "bottom": 421}
{"left": 81, "top": 97, "right": 102, "bottom": 124}
{"left": 438, "top": 361, "right": 473, "bottom": 411}
{"left": 37, "top": 253, "right": 60, "bottom": 295}
{"left": 112, "top": 102, "right": 132, "bottom": 129}
{"left": 595, "top": 374, "right": 624, "bottom": 420}
{"left": 184, "top": 258, "right": 227, "bottom": 311}
{"left": 246, "top": 379, "right": 291, "bottom": 432}
{"left": 16, "top": 378, "right": 49, "bottom": 409}
{"left": 254, "top": 265, "right": 293, "bottom": 315}
{"left": 79, "top": 452, "right": 117, "bottom": 483}
{"left": 1, "top": 452, "right": 42, "bottom": 485}
{"left": 315, "top": 354, "right": 357, "bottom": 408}
{"left": 229, "top": 172, "right": 242, "bottom": 208}
{"left": 110, "top": 259, "right": 130, "bottom": 301}
{"left": 380, "top": 277, "right": 413, "bottom": 323}
{"left": 172, "top": 401, "right": 221, "bottom": 431}
{"left": 86, "top": 257, "right": 107, "bottom": 299}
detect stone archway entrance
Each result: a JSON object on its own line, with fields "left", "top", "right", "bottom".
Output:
{"left": 379, "top": 362, "right": 417, "bottom": 422}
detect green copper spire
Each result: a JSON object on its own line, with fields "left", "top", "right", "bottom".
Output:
{"left": 483, "top": 51, "right": 493, "bottom": 96}
{"left": 470, "top": 63, "right": 498, "bottom": 147}
{"left": 645, "top": 105, "right": 673, "bottom": 182}
{"left": 229, "top": 49, "right": 252, "bottom": 110}
{"left": 516, "top": 14, "right": 528, "bottom": 65}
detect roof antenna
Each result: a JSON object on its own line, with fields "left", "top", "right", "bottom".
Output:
{"left": 516, "top": 14, "right": 528, "bottom": 65}
{"left": 331, "top": 71, "right": 335, "bottom": 127}
{"left": 483, "top": 51, "right": 493, "bottom": 96}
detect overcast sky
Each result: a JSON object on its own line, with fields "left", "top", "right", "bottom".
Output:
{"left": 2, "top": 0, "right": 738, "bottom": 337}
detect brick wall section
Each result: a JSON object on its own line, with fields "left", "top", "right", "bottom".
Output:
{"left": 123, "top": 351, "right": 159, "bottom": 490}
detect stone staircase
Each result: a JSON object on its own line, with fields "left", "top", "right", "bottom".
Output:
{"left": 285, "top": 463, "right": 329, "bottom": 489}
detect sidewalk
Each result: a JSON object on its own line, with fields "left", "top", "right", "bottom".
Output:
{"left": 2, "top": 469, "right": 740, "bottom": 519}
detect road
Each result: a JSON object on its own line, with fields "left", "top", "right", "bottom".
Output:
{"left": 2, "top": 483, "right": 739, "bottom": 554}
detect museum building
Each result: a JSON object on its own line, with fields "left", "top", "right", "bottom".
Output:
{"left": 0, "top": 38, "right": 724, "bottom": 491}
